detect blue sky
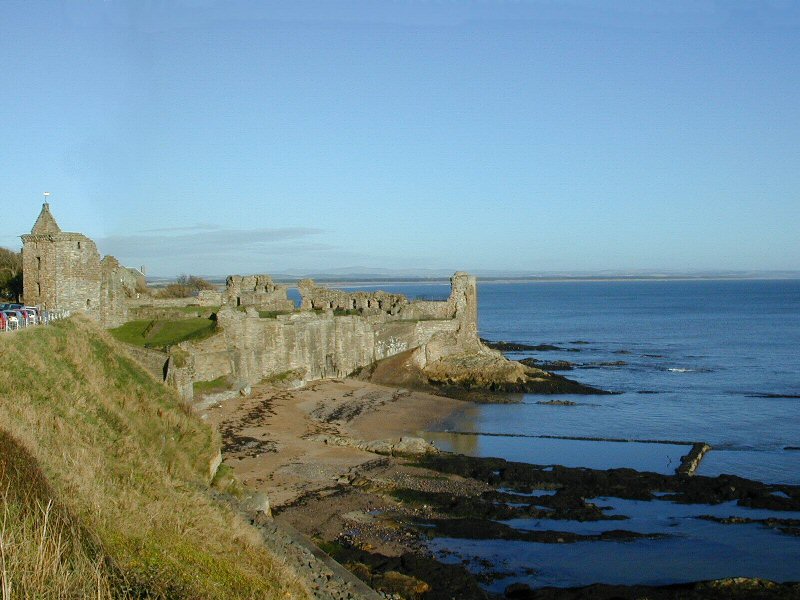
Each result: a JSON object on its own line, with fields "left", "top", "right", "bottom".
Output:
{"left": 2, "top": 1, "right": 798, "bottom": 276}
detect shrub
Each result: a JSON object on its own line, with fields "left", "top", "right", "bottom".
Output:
{"left": 0, "top": 247, "right": 22, "bottom": 301}
{"left": 157, "top": 275, "right": 217, "bottom": 299}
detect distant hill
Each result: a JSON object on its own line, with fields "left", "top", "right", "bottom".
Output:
{"left": 145, "top": 269, "right": 800, "bottom": 287}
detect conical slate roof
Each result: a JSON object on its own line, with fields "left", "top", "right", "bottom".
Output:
{"left": 31, "top": 203, "right": 61, "bottom": 234}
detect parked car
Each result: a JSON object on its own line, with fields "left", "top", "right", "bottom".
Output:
{"left": 14, "top": 310, "right": 27, "bottom": 327}
{"left": 2, "top": 310, "right": 21, "bottom": 330}
{"left": 23, "top": 307, "right": 39, "bottom": 325}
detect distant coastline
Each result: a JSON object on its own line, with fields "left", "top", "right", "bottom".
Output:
{"left": 146, "top": 273, "right": 800, "bottom": 287}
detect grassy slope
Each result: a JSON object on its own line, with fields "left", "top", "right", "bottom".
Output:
{"left": 1, "top": 430, "right": 115, "bottom": 598}
{"left": 109, "top": 317, "right": 217, "bottom": 349}
{"left": 0, "top": 317, "right": 308, "bottom": 599}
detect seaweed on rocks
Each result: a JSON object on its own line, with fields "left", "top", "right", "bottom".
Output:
{"left": 696, "top": 515, "right": 800, "bottom": 537}
{"left": 535, "top": 399, "right": 578, "bottom": 406}
{"left": 416, "top": 518, "right": 663, "bottom": 543}
{"left": 481, "top": 339, "right": 580, "bottom": 352}
{"left": 322, "top": 541, "right": 491, "bottom": 600}
{"left": 504, "top": 579, "right": 800, "bottom": 599}
{"left": 415, "top": 455, "right": 800, "bottom": 511}
{"left": 519, "top": 358, "right": 575, "bottom": 371}
{"left": 391, "top": 486, "right": 627, "bottom": 522}
{"left": 427, "top": 371, "right": 614, "bottom": 401}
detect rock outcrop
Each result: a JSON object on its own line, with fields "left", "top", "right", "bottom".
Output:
{"left": 308, "top": 434, "right": 439, "bottom": 458}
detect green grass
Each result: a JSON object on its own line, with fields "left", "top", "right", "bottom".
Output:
{"left": 193, "top": 375, "right": 230, "bottom": 395}
{"left": 109, "top": 317, "right": 218, "bottom": 350}
{"left": 0, "top": 317, "right": 309, "bottom": 599}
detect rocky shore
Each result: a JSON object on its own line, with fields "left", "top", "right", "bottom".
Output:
{"left": 200, "top": 376, "right": 800, "bottom": 599}
{"left": 358, "top": 342, "right": 611, "bottom": 403}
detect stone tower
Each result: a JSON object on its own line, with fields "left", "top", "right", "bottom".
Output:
{"left": 21, "top": 203, "right": 102, "bottom": 313}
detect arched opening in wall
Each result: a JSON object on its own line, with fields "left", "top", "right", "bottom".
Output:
{"left": 77, "top": 241, "right": 81, "bottom": 250}
{"left": 236, "top": 297, "right": 241, "bottom": 307}
{"left": 36, "top": 256, "right": 41, "bottom": 270}
{"left": 352, "top": 299, "right": 357, "bottom": 309}
{"left": 37, "top": 283, "right": 41, "bottom": 296}
{"left": 377, "top": 300, "right": 384, "bottom": 310}
{"left": 86, "top": 299, "right": 91, "bottom": 308}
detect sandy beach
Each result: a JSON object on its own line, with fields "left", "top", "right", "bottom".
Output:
{"left": 201, "top": 378, "right": 499, "bottom": 598}
{"left": 201, "top": 379, "right": 468, "bottom": 507}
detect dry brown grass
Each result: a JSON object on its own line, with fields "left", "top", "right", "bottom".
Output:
{"left": 1, "top": 431, "right": 114, "bottom": 599}
{"left": 0, "top": 316, "right": 309, "bottom": 599}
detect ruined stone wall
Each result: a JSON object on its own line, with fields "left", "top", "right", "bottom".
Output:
{"left": 224, "top": 275, "right": 294, "bottom": 311}
{"left": 298, "top": 280, "right": 409, "bottom": 314}
{"left": 56, "top": 235, "right": 102, "bottom": 314}
{"left": 197, "top": 290, "right": 224, "bottom": 306}
{"left": 167, "top": 273, "right": 479, "bottom": 401}
{"left": 129, "top": 297, "right": 211, "bottom": 309}
{"left": 98, "top": 256, "right": 139, "bottom": 327}
{"left": 122, "top": 345, "right": 170, "bottom": 382}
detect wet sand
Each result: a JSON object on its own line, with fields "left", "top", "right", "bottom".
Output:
{"left": 200, "top": 379, "right": 466, "bottom": 508}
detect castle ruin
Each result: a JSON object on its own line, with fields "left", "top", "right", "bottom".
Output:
{"left": 21, "top": 204, "right": 483, "bottom": 401}
{"left": 20, "top": 204, "right": 144, "bottom": 327}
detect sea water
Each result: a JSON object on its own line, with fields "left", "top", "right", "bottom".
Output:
{"left": 342, "top": 279, "right": 800, "bottom": 588}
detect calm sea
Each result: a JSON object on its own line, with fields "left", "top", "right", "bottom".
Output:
{"left": 341, "top": 279, "right": 800, "bottom": 589}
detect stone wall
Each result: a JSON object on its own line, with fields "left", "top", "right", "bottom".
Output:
{"left": 22, "top": 230, "right": 102, "bottom": 314}
{"left": 224, "top": 275, "right": 294, "bottom": 311}
{"left": 129, "top": 297, "right": 211, "bottom": 309}
{"left": 99, "top": 256, "right": 142, "bottom": 327}
{"left": 122, "top": 345, "right": 170, "bottom": 382}
{"left": 167, "top": 273, "right": 479, "bottom": 402}
{"left": 298, "top": 280, "right": 408, "bottom": 314}
{"left": 136, "top": 275, "right": 294, "bottom": 312}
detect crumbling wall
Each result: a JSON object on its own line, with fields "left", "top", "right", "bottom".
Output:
{"left": 99, "top": 256, "right": 140, "bottom": 327}
{"left": 122, "top": 345, "right": 170, "bottom": 382}
{"left": 197, "top": 290, "right": 224, "bottom": 306}
{"left": 167, "top": 272, "right": 480, "bottom": 402}
{"left": 225, "top": 275, "right": 294, "bottom": 311}
{"left": 298, "top": 280, "right": 409, "bottom": 314}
